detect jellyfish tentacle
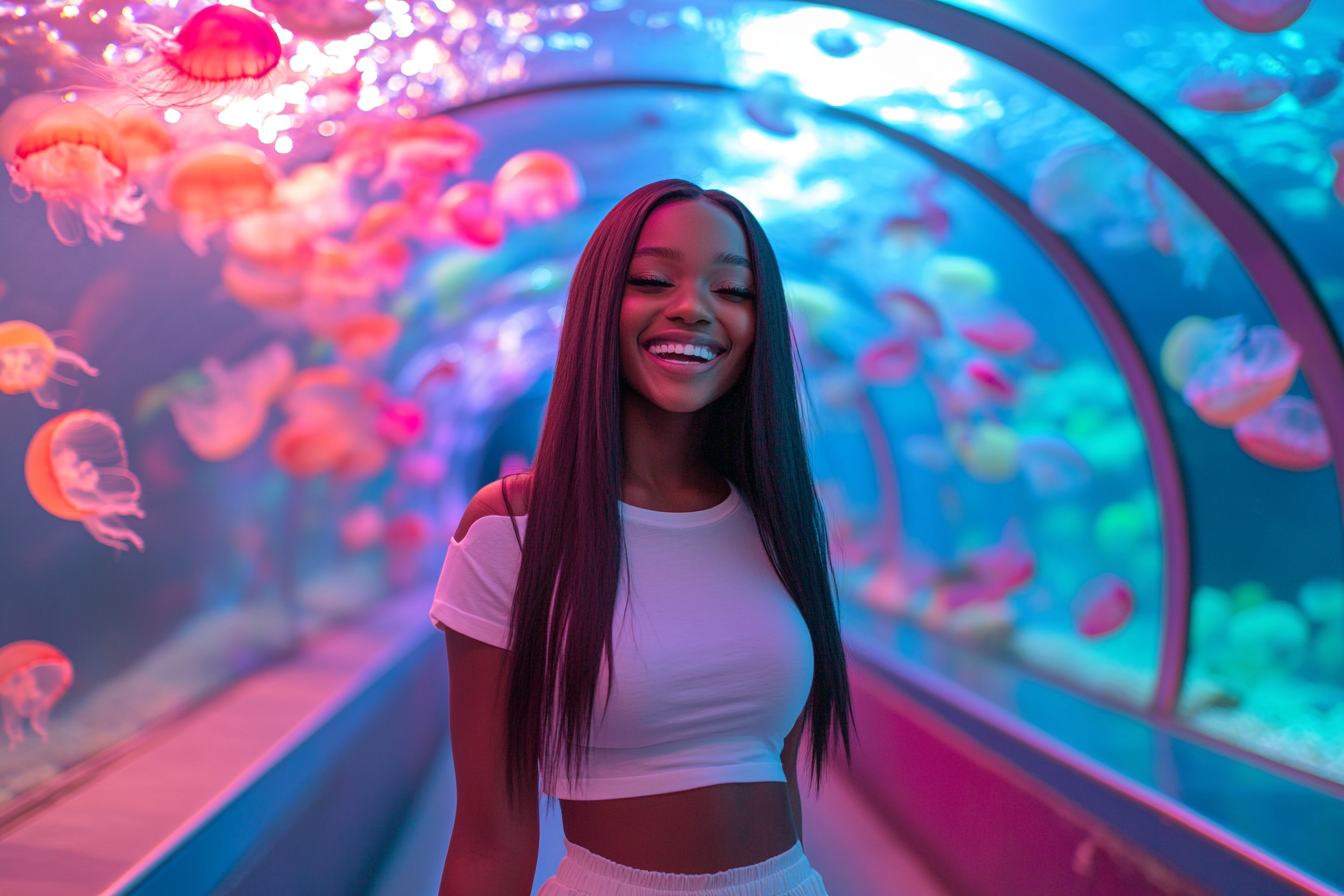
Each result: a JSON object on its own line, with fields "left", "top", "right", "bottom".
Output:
{"left": 83, "top": 515, "right": 146, "bottom": 551}
{"left": 52, "top": 348, "right": 98, "bottom": 378}
{"left": 47, "top": 200, "right": 85, "bottom": 246}
{"left": 31, "top": 379, "right": 61, "bottom": 409}
{"left": 9, "top": 179, "right": 32, "bottom": 203}
{"left": 2, "top": 701, "right": 21, "bottom": 748}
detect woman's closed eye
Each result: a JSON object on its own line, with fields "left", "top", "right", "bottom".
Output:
{"left": 716, "top": 285, "right": 755, "bottom": 302}
{"left": 627, "top": 275, "right": 674, "bottom": 289}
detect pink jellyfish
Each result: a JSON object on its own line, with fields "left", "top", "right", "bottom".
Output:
{"left": 962, "top": 357, "right": 1017, "bottom": 405}
{"left": 339, "top": 504, "right": 385, "bottom": 552}
{"left": 934, "top": 520, "right": 1035, "bottom": 613}
{"left": 1018, "top": 435, "right": 1091, "bottom": 498}
{"left": 955, "top": 303, "right": 1036, "bottom": 355}
{"left": 25, "top": 410, "right": 145, "bottom": 550}
{"left": 254, "top": 0, "right": 377, "bottom": 39}
{"left": 371, "top": 120, "right": 482, "bottom": 203}
{"left": 332, "top": 312, "right": 402, "bottom": 363}
{"left": 492, "top": 150, "right": 584, "bottom": 225}
{"left": 432, "top": 180, "right": 504, "bottom": 248}
{"left": 6, "top": 102, "right": 147, "bottom": 246}
{"left": 856, "top": 336, "right": 920, "bottom": 385}
{"left": 0, "top": 320, "right": 99, "bottom": 409}
{"left": 376, "top": 399, "right": 426, "bottom": 448}
{"left": 875, "top": 288, "right": 942, "bottom": 339}
{"left": 169, "top": 342, "right": 295, "bottom": 462}
{"left": 1201, "top": 0, "right": 1312, "bottom": 33}
{"left": 121, "top": 5, "right": 283, "bottom": 107}
{"left": 1183, "top": 321, "right": 1301, "bottom": 427}
{"left": 1233, "top": 396, "right": 1332, "bottom": 471}
{"left": 1073, "top": 574, "right": 1135, "bottom": 639}
{"left": 168, "top": 143, "right": 277, "bottom": 255}
{"left": 0, "top": 641, "right": 73, "bottom": 748}
{"left": 271, "top": 367, "right": 388, "bottom": 480}
{"left": 1178, "top": 65, "right": 1290, "bottom": 112}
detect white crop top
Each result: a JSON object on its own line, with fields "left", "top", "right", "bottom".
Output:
{"left": 429, "top": 485, "right": 814, "bottom": 800}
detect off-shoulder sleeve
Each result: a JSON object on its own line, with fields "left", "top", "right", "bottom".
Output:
{"left": 429, "top": 515, "right": 525, "bottom": 649}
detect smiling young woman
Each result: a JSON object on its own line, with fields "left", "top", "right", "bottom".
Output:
{"left": 431, "top": 180, "right": 851, "bottom": 896}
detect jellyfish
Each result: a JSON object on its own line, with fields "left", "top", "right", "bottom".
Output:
{"left": 0, "top": 92, "right": 62, "bottom": 162}
{"left": 376, "top": 398, "right": 426, "bottom": 448}
{"left": 333, "top": 312, "right": 402, "bottom": 363}
{"left": 253, "top": 0, "right": 378, "bottom": 39}
{"left": 1073, "top": 575, "right": 1135, "bottom": 639}
{"left": 922, "top": 255, "right": 997, "bottom": 311}
{"left": 6, "top": 102, "right": 147, "bottom": 246}
{"left": 742, "top": 76, "right": 798, "bottom": 137}
{"left": 1160, "top": 316, "right": 1216, "bottom": 391}
{"left": 271, "top": 369, "right": 387, "bottom": 479}
{"left": 947, "top": 421, "right": 1019, "bottom": 482}
{"left": 0, "top": 320, "right": 99, "bottom": 409}
{"left": 856, "top": 337, "right": 919, "bottom": 385}
{"left": 492, "top": 150, "right": 584, "bottom": 226}
{"left": 222, "top": 255, "right": 305, "bottom": 311}
{"left": 371, "top": 118, "right": 483, "bottom": 202}
{"left": 275, "top": 162, "right": 360, "bottom": 235}
{"left": 1233, "top": 396, "right": 1332, "bottom": 471}
{"left": 385, "top": 511, "right": 434, "bottom": 554}
{"left": 875, "top": 289, "right": 942, "bottom": 340}
{"left": 1183, "top": 322, "right": 1301, "bottom": 426}
{"left": 167, "top": 143, "right": 276, "bottom": 254}
{"left": 1178, "top": 65, "right": 1290, "bottom": 112}
{"left": 338, "top": 504, "right": 385, "bottom": 553}
{"left": 882, "top": 176, "right": 951, "bottom": 255}
{"left": 814, "top": 27, "right": 860, "bottom": 58}
{"left": 25, "top": 410, "right": 145, "bottom": 550}
{"left": 399, "top": 449, "right": 446, "bottom": 485}
{"left": 961, "top": 357, "right": 1017, "bottom": 405}
{"left": 955, "top": 304, "right": 1036, "bottom": 355}
{"left": 1333, "top": 142, "right": 1344, "bottom": 208}
{"left": 1018, "top": 435, "right": 1091, "bottom": 498}
{"left": 0, "top": 641, "right": 73, "bottom": 748}
{"left": 1200, "top": 0, "right": 1311, "bottom": 33}
{"left": 112, "top": 113, "right": 176, "bottom": 193}
{"left": 432, "top": 180, "right": 504, "bottom": 248}
{"left": 120, "top": 5, "right": 283, "bottom": 107}
{"left": 934, "top": 520, "right": 1035, "bottom": 612}
{"left": 169, "top": 342, "right": 295, "bottom": 462}
{"left": 1029, "top": 144, "right": 1146, "bottom": 246}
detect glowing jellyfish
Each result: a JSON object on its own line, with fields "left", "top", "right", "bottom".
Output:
{"left": 399, "top": 450, "right": 446, "bottom": 485}
{"left": 882, "top": 176, "right": 950, "bottom": 254}
{"left": 167, "top": 143, "right": 276, "bottom": 254}
{"left": 432, "top": 180, "right": 504, "bottom": 248}
{"left": 169, "top": 342, "right": 295, "bottom": 461}
{"left": 923, "top": 255, "right": 997, "bottom": 310}
{"left": 0, "top": 641, "right": 73, "bottom": 748}
{"left": 1233, "top": 396, "right": 1332, "bottom": 471}
{"left": 875, "top": 289, "right": 942, "bottom": 339}
{"left": 6, "top": 102, "right": 146, "bottom": 246}
{"left": 1073, "top": 574, "right": 1135, "bottom": 639}
{"left": 935, "top": 520, "right": 1035, "bottom": 612}
{"left": 962, "top": 357, "right": 1017, "bottom": 405}
{"left": 0, "top": 320, "right": 99, "bottom": 409}
{"left": 333, "top": 312, "right": 402, "bottom": 363}
{"left": 956, "top": 304, "right": 1036, "bottom": 355}
{"left": 1018, "top": 435, "right": 1091, "bottom": 498}
{"left": 1160, "top": 316, "right": 1217, "bottom": 391}
{"left": 222, "top": 255, "right": 304, "bottom": 310}
{"left": 271, "top": 368, "right": 387, "bottom": 479}
{"left": 112, "top": 113, "right": 176, "bottom": 190}
{"left": 1183, "top": 322, "right": 1301, "bottom": 427}
{"left": 376, "top": 398, "right": 426, "bottom": 448}
{"left": 385, "top": 510, "right": 434, "bottom": 553}
{"left": 371, "top": 118, "right": 482, "bottom": 202}
{"left": 275, "top": 162, "right": 360, "bottom": 235}
{"left": 1201, "top": 0, "right": 1311, "bottom": 32}
{"left": 254, "top": 0, "right": 377, "bottom": 39}
{"left": 1029, "top": 144, "right": 1144, "bottom": 242}
{"left": 1178, "top": 65, "right": 1290, "bottom": 112}
{"left": 856, "top": 337, "right": 919, "bottom": 385}
{"left": 25, "top": 410, "right": 145, "bottom": 550}
{"left": 339, "top": 504, "right": 385, "bottom": 552}
{"left": 492, "top": 150, "right": 584, "bottom": 226}
{"left": 948, "top": 421, "right": 1019, "bottom": 482}
{"left": 121, "top": 5, "right": 283, "bottom": 107}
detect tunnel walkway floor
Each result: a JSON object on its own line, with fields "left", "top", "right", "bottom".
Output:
{"left": 369, "top": 732, "right": 949, "bottom": 896}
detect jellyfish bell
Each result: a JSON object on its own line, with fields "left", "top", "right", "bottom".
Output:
{"left": 431, "top": 180, "right": 504, "bottom": 248}
{"left": 856, "top": 336, "right": 920, "bottom": 385}
{"left": 120, "top": 5, "right": 283, "bottom": 107}
{"left": 948, "top": 420, "right": 1019, "bottom": 482}
{"left": 0, "top": 320, "right": 99, "bottom": 409}
{"left": 371, "top": 118, "right": 483, "bottom": 202}
{"left": 25, "top": 410, "right": 145, "bottom": 551}
{"left": 0, "top": 640, "right": 74, "bottom": 748}
{"left": 0, "top": 93, "right": 63, "bottom": 163}
{"left": 1182, "top": 323, "right": 1301, "bottom": 427}
{"left": 1233, "top": 396, "right": 1333, "bottom": 471}
{"left": 955, "top": 304, "right": 1036, "bottom": 355}
{"left": 961, "top": 357, "right": 1017, "bottom": 405}
{"left": 339, "top": 504, "right": 385, "bottom": 553}
{"left": 376, "top": 398, "right": 425, "bottom": 448}
{"left": 332, "top": 312, "right": 403, "bottom": 363}
{"left": 169, "top": 342, "right": 295, "bottom": 461}
{"left": 1178, "top": 65, "right": 1290, "bottom": 113}
{"left": 1018, "top": 434, "right": 1091, "bottom": 498}
{"left": 167, "top": 143, "right": 276, "bottom": 254}
{"left": 875, "top": 289, "right": 942, "bottom": 340}
{"left": 1160, "top": 316, "right": 1216, "bottom": 391}
{"left": 112, "top": 112, "right": 177, "bottom": 192}
{"left": 492, "top": 150, "right": 584, "bottom": 226}
{"left": 1201, "top": 0, "right": 1312, "bottom": 33}
{"left": 6, "top": 102, "right": 147, "bottom": 246}
{"left": 1073, "top": 574, "right": 1136, "bottom": 639}
{"left": 254, "top": 0, "right": 378, "bottom": 39}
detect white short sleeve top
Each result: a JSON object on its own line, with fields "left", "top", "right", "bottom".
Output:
{"left": 429, "top": 485, "right": 815, "bottom": 800}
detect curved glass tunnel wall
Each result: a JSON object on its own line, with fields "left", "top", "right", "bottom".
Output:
{"left": 0, "top": 0, "right": 1342, "bottom": 886}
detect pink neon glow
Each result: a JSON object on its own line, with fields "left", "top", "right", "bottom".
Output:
{"left": 962, "top": 357, "right": 1016, "bottom": 405}
{"left": 121, "top": 6, "right": 283, "bottom": 107}
{"left": 1073, "top": 574, "right": 1135, "bottom": 638}
{"left": 956, "top": 304, "right": 1036, "bottom": 355}
{"left": 1200, "top": 0, "right": 1312, "bottom": 33}
{"left": 857, "top": 337, "right": 920, "bottom": 385}
{"left": 1233, "top": 396, "right": 1333, "bottom": 471}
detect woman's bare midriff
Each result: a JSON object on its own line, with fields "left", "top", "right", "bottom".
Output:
{"left": 559, "top": 781, "right": 798, "bottom": 874}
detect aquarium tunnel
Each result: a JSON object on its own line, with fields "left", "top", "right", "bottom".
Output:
{"left": 1, "top": 0, "right": 1344, "bottom": 893}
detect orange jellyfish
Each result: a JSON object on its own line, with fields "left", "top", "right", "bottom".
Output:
{"left": 432, "top": 180, "right": 504, "bottom": 248}
{"left": 167, "top": 143, "right": 276, "bottom": 254}
{"left": 0, "top": 641, "right": 73, "bottom": 748}
{"left": 6, "top": 102, "right": 146, "bottom": 246}
{"left": 0, "top": 320, "right": 99, "bottom": 409}
{"left": 1233, "top": 396, "right": 1333, "bottom": 471}
{"left": 271, "top": 368, "right": 387, "bottom": 479}
{"left": 372, "top": 118, "right": 482, "bottom": 202}
{"left": 1182, "top": 322, "right": 1300, "bottom": 427}
{"left": 121, "top": 5, "right": 283, "bottom": 107}
{"left": 26, "top": 410, "right": 145, "bottom": 550}
{"left": 333, "top": 313, "right": 402, "bottom": 363}
{"left": 112, "top": 113, "right": 177, "bottom": 193}
{"left": 254, "top": 0, "right": 377, "bottom": 39}
{"left": 492, "top": 150, "right": 584, "bottom": 225}
{"left": 169, "top": 342, "right": 295, "bottom": 461}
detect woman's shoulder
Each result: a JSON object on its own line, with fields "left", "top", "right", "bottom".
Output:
{"left": 452, "top": 473, "right": 533, "bottom": 542}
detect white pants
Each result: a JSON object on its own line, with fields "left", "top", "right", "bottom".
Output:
{"left": 537, "top": 839, "right": 828, "bottom": 896}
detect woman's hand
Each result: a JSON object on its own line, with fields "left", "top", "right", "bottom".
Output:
{"left": 439, "top": 628, "right": 539, "bottom": 896}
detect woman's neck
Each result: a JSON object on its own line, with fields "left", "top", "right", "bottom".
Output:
{"left": 619, "top": 386, "right": 729, "bottom": 512}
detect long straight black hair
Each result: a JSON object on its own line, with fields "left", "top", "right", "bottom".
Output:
{"left": 504, "top": 179, "right": 851, "bottom": 800}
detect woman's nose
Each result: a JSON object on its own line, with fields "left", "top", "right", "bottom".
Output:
{"left": 664, "top": 284, "right": 713, "bottom": 324}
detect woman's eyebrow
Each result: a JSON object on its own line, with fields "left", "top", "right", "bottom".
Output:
{"left": 630, "top": 246, "right": 750, "bottom": 267}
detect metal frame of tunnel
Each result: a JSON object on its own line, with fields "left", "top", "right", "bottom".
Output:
{"left": 444, "top": 77, "right": 1193, "bottom": 717}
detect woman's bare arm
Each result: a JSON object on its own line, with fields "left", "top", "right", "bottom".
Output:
{"left": 781, "top": 709, "right": 805, "bottom": 847}
{"left": 439, "top": 628, "right": 539, "bottom": 896}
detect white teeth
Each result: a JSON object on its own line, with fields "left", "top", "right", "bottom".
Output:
{"left": 648, "top": 342, "right": 718, "bottom": 362}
